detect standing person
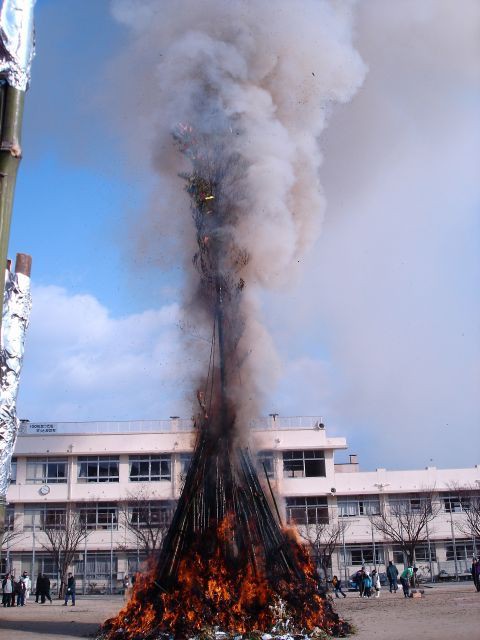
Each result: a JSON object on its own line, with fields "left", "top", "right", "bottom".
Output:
{"left": 39, "top": 574, "right": 52, "bottom": 604}
{"left": 475, "top": 559, "right": 480, "bottom": 593}
{"left": 63, "top": 573, "right": 76, "bottom": 606}
{"left": 363, "top": 571, "right": 372, "bottom": 598}
{"left": 371, "top": 569, "right": 381, "bottom": 598}
{"left": 355, "top": 567, "right": 365, "bottom": 597}
{"left": 387, "top": 561, "right": 399, "bottom": 593}
{"left": 21, "top": 571, "right": 32, "bottom": 604}
{"left": 332, "top": 575, "right": 347, "bottom": 598}
{"left": 400, "top": 566, "right": 413, "bottom": 598}
{"left": 15, "top": 576, "right": 26, "bottom": 606}
{"left": 35, "top": 572, "right": 42, "bottom": 603}
{"left": 2, "top": 573, "right": 14, "bottom": 607}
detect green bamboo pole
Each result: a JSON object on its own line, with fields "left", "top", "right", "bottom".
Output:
{"left": 0, "top": 83, "right": 26, "bottom": 558}
{"left": 0, "top": 82, "right": 25, "bottom": 294}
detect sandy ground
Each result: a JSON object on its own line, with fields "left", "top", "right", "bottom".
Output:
{"left": 0, "top": 584, "right": 478, "bottom": 640}
{"left": 334, "top": 583, "right": 479, "bottom": 640}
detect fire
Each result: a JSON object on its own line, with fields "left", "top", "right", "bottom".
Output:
{"left": 101, "top": 516, "right": 350, "bottom": 639}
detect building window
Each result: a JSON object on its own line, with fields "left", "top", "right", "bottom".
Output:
{"left": 129, "top": 500, "right": 175, "bottom": 528}
{"left": 74, "top": 552, "right": 119, "bottom": 591}
{"left": 129, "top": 455, "right": 171, "bottom": 482}
{"left": 441, "top": 493, "right": 471, "bottom": 513}
{"left": 337, "top": 495, "right": 380, "bottom": 517}
{"left": 24, "top": 504, "right": 66, "bottom": 530}
{"left": 26, "top": 457, "right": 67, "bottom": 484}
{"left": 127, "top": 553, "right": 148, "bottom": 575}
{"left": 446, "top": 541, "right": 479, "bottom": 561}
{"left": 283, "top": 450, "right": 326, "bottom": 478}
{"left": 78, "top": 456, "right": 119, "bottom": 483}
{"left": 388, "top": 494, "right": 431, "bottom": 514}
{"left": 391, "top": 543, "right": 436, "bottom": 564}
{"left": 257, "top": 451, "right": 274, "bottom": 479}
{"left": 20, "top": 553, "right": 57, "bottom": 583}
{"left": 341, "top": 544, "right": 384, "bottom": 566}
{"left": 9, "top": 458, "right": 17, "bottom": 484}
{"left": 285, "top": 496, "right": 329, "bottom": 525}
{"left": 5, "top": 506, "right": 15, "bottom": 530}
{"left": 78, "top": 503, "right": 118, "bottom": 530}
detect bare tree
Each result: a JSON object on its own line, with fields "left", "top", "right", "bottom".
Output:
{"left": 118, "top": 488, "right": 174, "bottom": 561}
{"left": 369, "top": 491, "right": 441, "bottom": 567}
{"left": 450, "top": 485, "right": 480, "bottom": 539}
{"left": 40, "top": 509, "right": 89, "bottom": 598}
{"left": 299, "top": 521, "right": 349, "bottom": 589}
{"left": 0, "top": 514, "right": 25, "bottom": 571}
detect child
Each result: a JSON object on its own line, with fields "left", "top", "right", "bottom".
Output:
{"left": 332, "top": 575, "right": 347, "bottom": 598}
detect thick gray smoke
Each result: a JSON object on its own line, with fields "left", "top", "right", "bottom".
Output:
{"left": 111, "top": 0, "right": 366, "bottom": 425}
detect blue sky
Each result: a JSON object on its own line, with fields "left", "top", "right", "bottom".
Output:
{"left": 9, "top": 0, "right": 480, "bottom": 471}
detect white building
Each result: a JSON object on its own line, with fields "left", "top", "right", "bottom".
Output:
{"left": 3, "top": 416, "right": 479, "bottom": 592}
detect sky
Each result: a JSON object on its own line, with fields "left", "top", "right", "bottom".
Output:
{"left": 9, "top": 0, "right": 480, "bottom": 471}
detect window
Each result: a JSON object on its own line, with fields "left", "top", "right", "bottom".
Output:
{"left": 20, "top": 553, "right": 57, "bottom": 582}
{"left": 127, "top": 553, "right": 148, "bottom": 575}
{"left": 341, "top": 544, "right": 384, "bottom": 566}
{"left": 391, "top": 543, "right": 436, "bottom": 563}
{"left": 24, "top": 504, "right": 66, "bottom": 530}
{"left": 78, "top": 456, "right": 119, "bottom": 483}
{"left": 441, "top": 493, "right": 471, "bottom": 513}
{"left": 129, "top": 455, "right": 171, "bottom": 482}
{"left": 74, "top": 552, "right": 118, "bottom": 586}
{"left": 283, "top": 450, "right": 325, "bottom": 478}
{"left": 388, "top": 494, "right": 431, "bottom": 514}
{"left": 5, "top": 506, "right": 15, "bottom": 530}
{"left": 9, "top": 458, "right": 17, "bottom": 484}
{"left": 337, "top": 495, "right": 380, "bottom": 517}
{"left": 26, "top": 457, "right": 67, "bottom": 484}
{"left": 178, "top": 453, "right": 192, "bottom": 477}
{"left": 285, "top": 496, "right": 329, "bottom": 525}
{"left": 446, "top": 541, "right": 479, "bottom": 561}
{"left": 129, "top": 500, "right": 175, "bottom": 528}
{"left": 78, "top": 503, "right": 118, "bottom": 530}
{"left": 257, "top": 451, "right": 274, "bottom": 479}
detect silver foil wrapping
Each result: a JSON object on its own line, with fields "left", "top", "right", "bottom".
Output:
{"left": 0, "top": 0, "right": 36, "bottom": 91}
{"left": 0, "top": 268, "right": 31, "bottom": 497}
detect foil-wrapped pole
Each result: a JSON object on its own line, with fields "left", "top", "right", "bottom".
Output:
{"left": 0, "top": 253, "right": 31, "bottom": 499}
{"left": 0, "top": 0, "right": 36, "bottom": 92}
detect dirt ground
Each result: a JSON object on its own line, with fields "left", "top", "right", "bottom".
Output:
{"left": 334, "top": 583, "right": 479, "bottom": 640}
{"left": 0, "top": 584, "right": 478, "bottom": 640}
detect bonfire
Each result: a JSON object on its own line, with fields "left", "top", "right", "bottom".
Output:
{"left": 100, "top": 125, "right": 350, "bottom": 640}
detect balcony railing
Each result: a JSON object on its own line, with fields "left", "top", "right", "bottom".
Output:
{"left": 19, "top": 416, "right": 326, "bottom": 436}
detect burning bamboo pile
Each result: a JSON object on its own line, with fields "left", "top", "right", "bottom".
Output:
{"left": 102, "top": 2, "right": 366, "bottom": 636}
{"left": 100, "top": 125, "right": 350, "bottom": 639}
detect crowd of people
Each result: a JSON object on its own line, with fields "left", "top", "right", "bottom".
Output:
{"left": 2, "top": 571, "right": 76, "bottom": 606}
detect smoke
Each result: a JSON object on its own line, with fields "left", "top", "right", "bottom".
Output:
{"left": 110, "top": 0, "right": 366, "bottom": 426}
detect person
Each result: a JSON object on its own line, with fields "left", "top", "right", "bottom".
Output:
{"left": 363, "top": 571, "right": 372, "bottom": 598}
{"left": 332, "top": 575, "right": 347, "bottom": 598}
{"left": 35, "top": 572, "right": 42, "bottom": 603}
{"left": 371, "top": 569, "right": 381, "bottom": 598}
{"left": 471, "top": 558, "right": 480, "bottom": 592}
{"left": 63, "top": 572, "right": 76, "bottom": 606}
{"left": 123, "top": 574, "right": 130, "bottom": 601}
{"left": 21, "top": 571, "right": 32, "bottom": 604}
{"left": 400, "top": 566, "right": 413, "bottom": 598}
{"left": 38, "top": 573, "right": 52, "bottom": 604}
{"left": 2, "top": 573, "right": 14, "bottom": 607}
{"left": 15, "top": 576, "right": 26, "bottom": 606}
{"left": 475, "top": 559, "right": 480, "bottom": 593}
{"left": 355, "top": 567, "right": 365, "bottom": 597}
{"left": 387, "top": 561, "right": 399, "bottom": 593}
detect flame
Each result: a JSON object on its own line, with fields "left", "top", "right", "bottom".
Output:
{"left": 102, "top": 516, "right": 349, "bottom": 639}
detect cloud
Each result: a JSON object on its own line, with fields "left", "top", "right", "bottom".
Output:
{"left": 17, "top": 286, "right": 201, "bottom": 422}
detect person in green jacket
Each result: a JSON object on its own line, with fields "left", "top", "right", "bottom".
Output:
{"left": 400, "top": 566, "right": 413, "bottom": 598}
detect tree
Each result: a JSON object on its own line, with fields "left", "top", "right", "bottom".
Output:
{"left": 299, "top": 521, "right": 349, "bottom": 589}
{"left": 451, "top": 486, "right": 480, "bottom": 539}
{"left": 0, "top": 513, "right": 25, "bottom": 572}
{"left": 40, "top": 509, "right": 89, "bottom": 598}
{"left": 118, "top": 488, "right": 174, "bottom": 561}
{"left": 369, "top": 491, "right": 441, "bottom": 567}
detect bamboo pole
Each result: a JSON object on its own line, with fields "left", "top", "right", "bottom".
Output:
{"left": 0, "top": 84, "right": 25, "bottom": 296}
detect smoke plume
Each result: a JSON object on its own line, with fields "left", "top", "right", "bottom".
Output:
{"left": 111, "top": 0, "right": 366, "bottom": 426}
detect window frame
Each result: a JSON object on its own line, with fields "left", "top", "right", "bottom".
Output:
{"left": 77, "top": 503, "right": 118, "bottom": 530}
{"left": 77, "top": 456, "right": 119, "bottom": 483}
{"left": 25, "top": 457, "right": 68, "bottom": 484}
{"left": 128, "top": 454, "right": 171, "bottom": 482}
{"left": 285, "top": 496, "right": 329, "bottom": 525}
{"left": 282, "top": 450, "right": 326, "bottom": 478}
